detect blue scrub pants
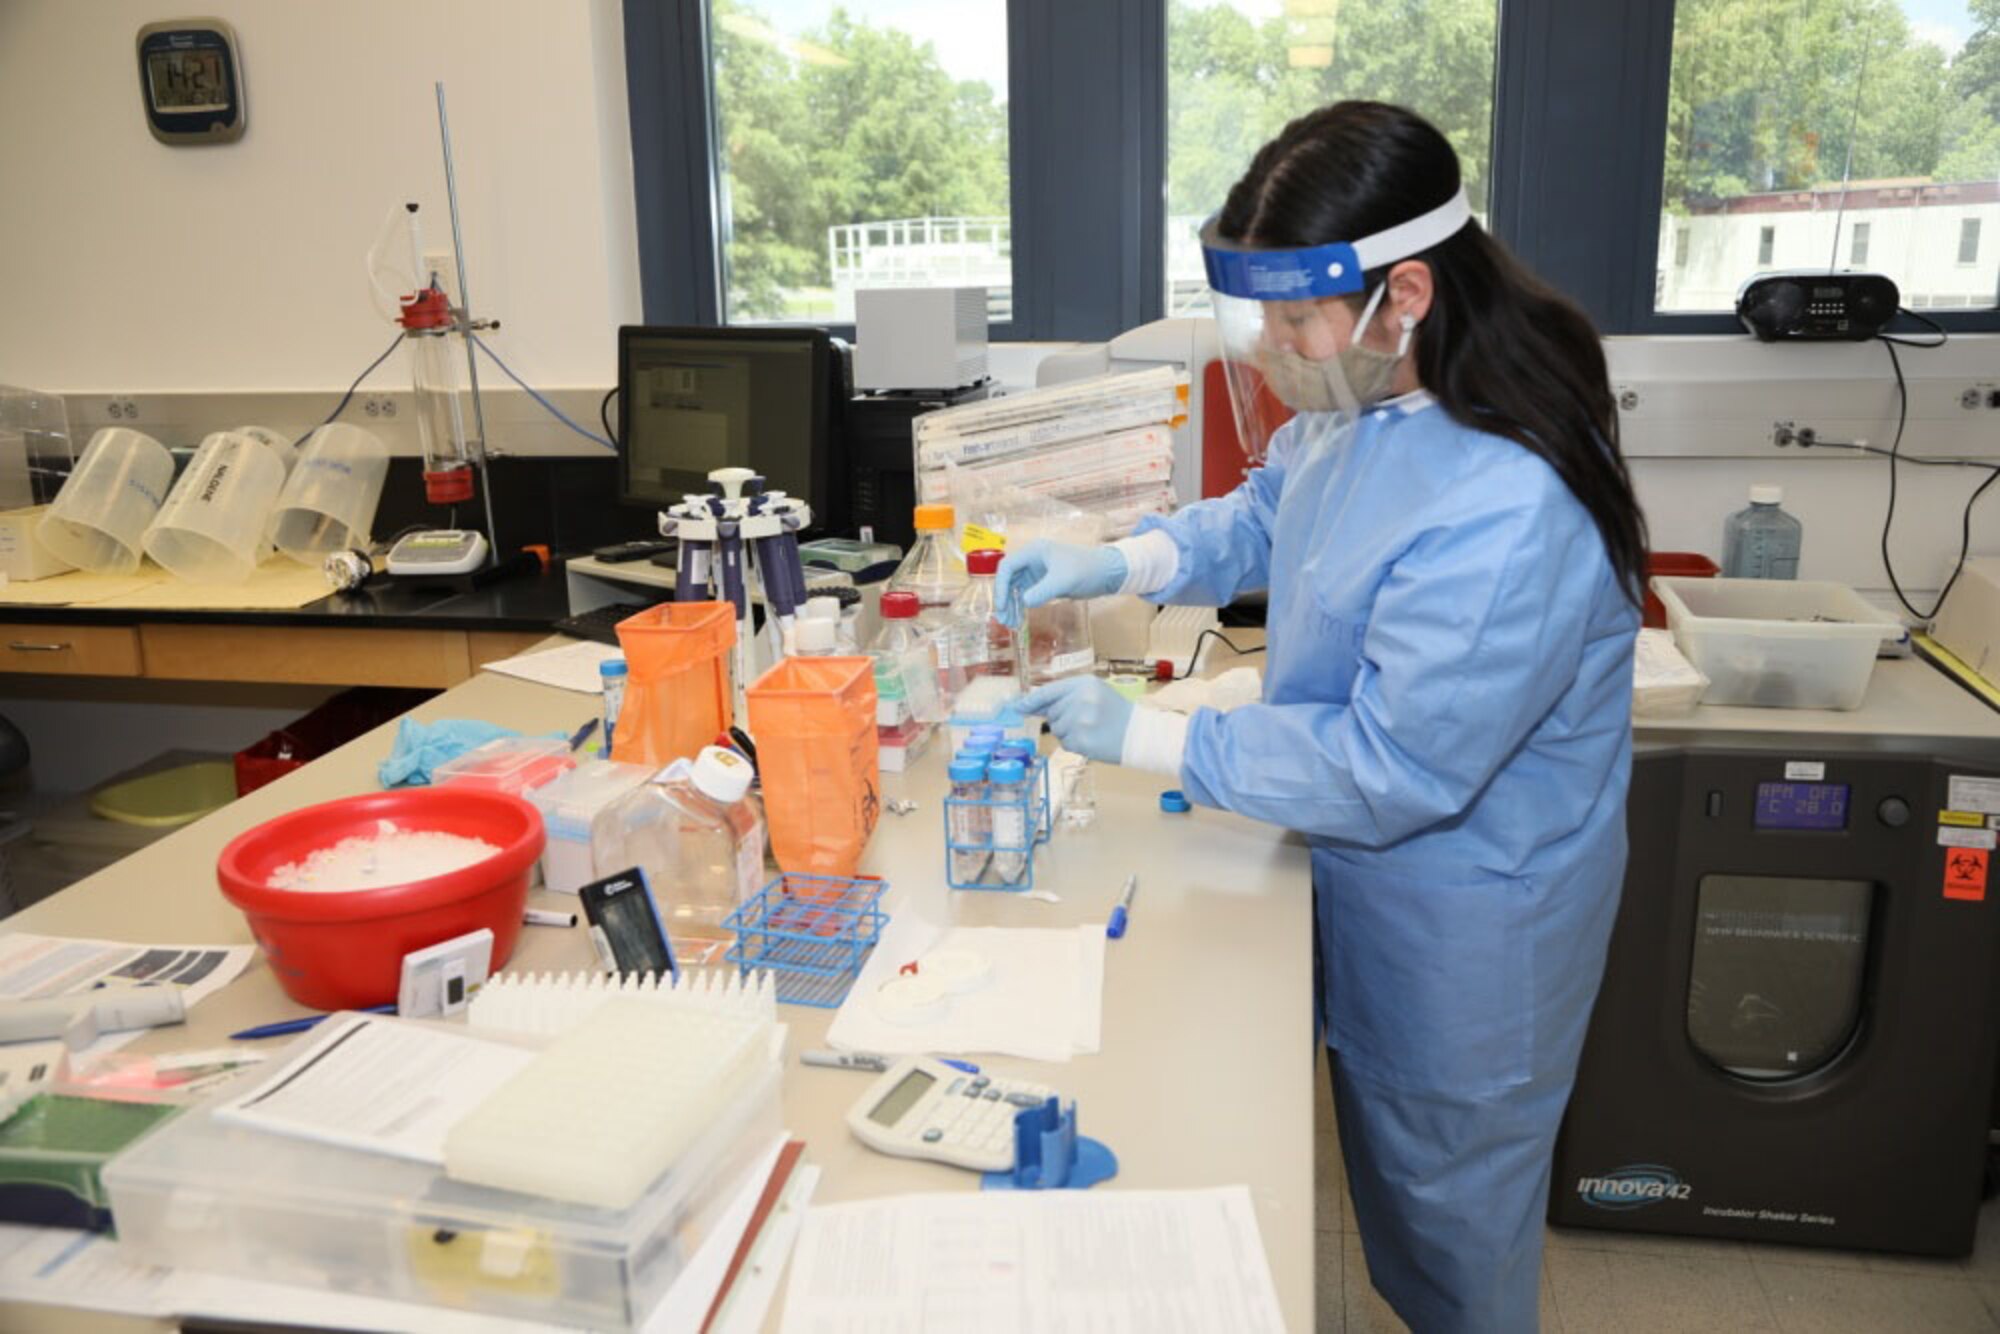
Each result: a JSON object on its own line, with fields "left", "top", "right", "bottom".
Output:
{"left": 1329, "top": 1050, "right": 1571, "bottom": 1331}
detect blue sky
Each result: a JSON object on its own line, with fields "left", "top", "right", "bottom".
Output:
{"left": 1903, "top": 0, "right": 1975, "bottom": 53}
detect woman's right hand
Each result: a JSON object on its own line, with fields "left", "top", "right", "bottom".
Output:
{"left": 993, "top": 540, "right": 1128, "bottom": 628}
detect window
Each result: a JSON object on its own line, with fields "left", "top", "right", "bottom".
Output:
{"left": 708, "top": 0, "right": 1010, "bottom": 325}
{"left": 1656, "top": 1, "right": 2000, "bottom": 315}
{"left": 1163, "top": 0, "right": 1501, "bottom": 316}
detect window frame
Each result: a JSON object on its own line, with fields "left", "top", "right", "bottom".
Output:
{"left": 624, "top": 0, "right": 2000, "bottom": 341}
{"left": 622, "top": 0, "right": 1162, "bottom": 342}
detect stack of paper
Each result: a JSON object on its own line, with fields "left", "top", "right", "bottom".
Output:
{"left": 917, "top": 368, "right": 1187, "bottom": 538}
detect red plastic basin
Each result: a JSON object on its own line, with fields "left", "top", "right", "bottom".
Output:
{"left": 216, "top": 788, "right": 545, "bottom": 1010}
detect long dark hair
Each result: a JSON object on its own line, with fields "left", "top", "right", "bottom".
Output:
{"left": 1218, "top": 101, "right": 1649, "bottom": 603}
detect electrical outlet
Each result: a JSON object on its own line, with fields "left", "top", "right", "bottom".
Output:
{"left": 360, "top": 395, "right": 398, "bottom": 419}
{"left": 423, "top": 248, "right": 457, "bottom": 302}
{"left": 105, "top": 397, "right": 139, "bottom": 421}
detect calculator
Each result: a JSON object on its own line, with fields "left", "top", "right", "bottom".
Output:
{"left": 844, "top": 1055, "right": 1057, "bottom": 1172}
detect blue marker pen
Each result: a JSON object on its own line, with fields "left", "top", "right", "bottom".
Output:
{"left": 1106, "top": 873, "right": 1139, "bottom": 939}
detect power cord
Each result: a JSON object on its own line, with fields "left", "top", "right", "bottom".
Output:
{"left": 1175, "top": 628, "right": 1266, "bottom": 679}
{"left": 293, "top": 330, "right": 406, "bottom": 447}
{"left": 1787, "top": 324, "right": 1995, "bottom": 622}
{"left": 468, "top": 333, "right": 617, "bottom": 451}
{"left": 600, "top": 387, "right": 620, "bottom": 450}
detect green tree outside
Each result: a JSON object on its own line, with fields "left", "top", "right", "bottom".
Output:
{"left": 706, "top": 0, "right": 2000, "bottom": 321}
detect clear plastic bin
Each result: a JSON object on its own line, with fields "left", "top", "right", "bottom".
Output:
{"left": 430, "top": 736, "right": 576, "bottom": 797}
{"left": 527, "top": 759, "right": 652, "bottom": 894}
{"left": 36, "top": 428, "right": 174, "bottom": 574}
{"left": 141, "top": 430, "right": 294, "bottom": 583}
{"left": 104, "top": 1054, "right": 782, "bottom": 1331}
{"left": 1653, "top": 577, "right": 1904, "bottom": 710}
{"left": 270, "top": 424, "right": 388, "bottom": 563}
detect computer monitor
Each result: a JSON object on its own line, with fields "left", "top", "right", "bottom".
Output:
{"left": 615, "top": 326, "right": 843, "bottom": 526}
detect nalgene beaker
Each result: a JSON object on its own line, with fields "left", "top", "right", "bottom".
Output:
{"left": 36, "top": 427, "right": 174, "bottom": 574}
{"left": 269, "top": 424, "right": 388, "bottom": 564}
{"left": 1026, "top": 599, "right": 1095, "bottom": 685}
{"left": 142, "top": 430, "right": 292, "bottom": 583}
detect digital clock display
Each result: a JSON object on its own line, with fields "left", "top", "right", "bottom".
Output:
{"left": 146, "top": 48, "right": 228, "bottom": 113}
{"left": 1812, "top": 285, "right": 1845, "bottom": 300}
{"left": 1754, "top": 782, "right": 1851, "bottom": 831}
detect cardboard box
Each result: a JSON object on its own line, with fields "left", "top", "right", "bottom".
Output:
{"left": 1933, "top": 557, "right": 2000, "bottom": 687}
{"left": 0, "top": 507, "right": 74, "bottom": 582}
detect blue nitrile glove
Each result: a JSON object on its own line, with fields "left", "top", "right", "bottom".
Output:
{"left": 376, "top": 718, "right": 520, "bottom": 788}
{"left": 1018, "top": 675, "right": 1134, "bottom": 765}
{"left": 993, "top": 540, "right": 1127, "bottom": 629}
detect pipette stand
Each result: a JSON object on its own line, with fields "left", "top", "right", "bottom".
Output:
{"left": 660, "top": 467, "right": 812, "bottom": 719}
{"left": 980, "top": 1097, "right": 1118, "bottom": 1191}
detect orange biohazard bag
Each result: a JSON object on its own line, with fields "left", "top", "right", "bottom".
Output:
{"left": 611, "top": 601, "right": 736, "bottom": 767}
{"left": 745, "top": 655, "right": 881, "bottom": 877}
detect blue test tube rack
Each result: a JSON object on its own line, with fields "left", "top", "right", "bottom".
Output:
{"left": 722, "top": 873, "right": 888, "bottom": 1007}
{"left": 942, "top": 754, "right": 1053, "bottom": 892}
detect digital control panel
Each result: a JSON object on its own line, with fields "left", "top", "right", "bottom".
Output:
{"left": 1754, "top": 781, "right": 1851, "bottom": 832}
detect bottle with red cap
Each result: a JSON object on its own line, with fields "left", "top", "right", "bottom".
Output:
{"left": 943, "top": 548, "right": 1019, "bottom": 683}
{"left": 869, "top": 590, "right": 939, "bottom": 768}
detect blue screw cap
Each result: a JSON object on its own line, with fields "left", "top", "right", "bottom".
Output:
{"left": 1159, "top": 789, "right": 1191, "bottom": 813}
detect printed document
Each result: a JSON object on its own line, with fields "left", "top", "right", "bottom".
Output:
{"left": 780, "top": 1185, "right": 1284, "bottom": 1333}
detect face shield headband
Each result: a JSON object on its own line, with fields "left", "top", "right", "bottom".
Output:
{"left": 1199, "top": 188, "right": 1475, "bottom": 304}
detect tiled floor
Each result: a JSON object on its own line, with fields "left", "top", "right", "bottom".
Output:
{"left": 1313, "top": 1052, "right": 2000, "bottom": 1331}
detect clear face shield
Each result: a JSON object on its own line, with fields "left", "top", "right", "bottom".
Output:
{"left": 1201, "top": 189, "right": 1474, "bottom": 467}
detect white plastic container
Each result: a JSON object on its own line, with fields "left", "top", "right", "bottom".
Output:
{"left": 269, "top": 424, "right": 388, "bottom": 563}
{"left": 103, "top": 1035, "right": 781, "bottom": 1332}
{"left": 590, "top": 746, "right": 767, "bottom": 938}
{"left": 36, "top": 428, "right": 174, "bottom": 574}
{"left": 1653, "top": 577, "right": 1904, "bottom": 710}
{"left": 527, "top": 759, "right": 651, "bottom": 894}
{"left": 141, "top": 430, "right": 295, "bottom": 583}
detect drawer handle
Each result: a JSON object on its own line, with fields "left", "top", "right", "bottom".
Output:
{"left": 7, "top": 641, "right": 72, "bottom": 653}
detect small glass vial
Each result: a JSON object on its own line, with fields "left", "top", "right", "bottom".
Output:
{"left": 947, "top": 757, "right": 991, "bottom": 885}
{"left": 599, "top": 658, "right": 628, "bottom": 755}
{"left": 986, "top": 758, "right": 1031, "bottom": 885}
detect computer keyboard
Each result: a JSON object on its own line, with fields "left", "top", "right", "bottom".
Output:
{"left": 551, "top": 602, "right": 655, "bottom": 646}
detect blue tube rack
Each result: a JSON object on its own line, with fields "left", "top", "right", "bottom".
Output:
{"left": 943, "top": 755, "right": 1052, "bottom": 892}
{"left": 722, "top": 873, "right": 888, "bottom": 1007}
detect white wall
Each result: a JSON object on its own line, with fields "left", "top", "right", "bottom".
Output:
{"left": 0, "top": 0, "right": 640, "bottom": 395}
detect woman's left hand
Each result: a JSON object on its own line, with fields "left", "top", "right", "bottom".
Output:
{"left": 1017, "top": 675, "right": 1133, "bottom": 765}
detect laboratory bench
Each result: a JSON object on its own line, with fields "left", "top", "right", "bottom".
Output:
{"left": 0, "top": 641, "right": 1317, "bottom": 1332}
{"left": 0, "top": 569, "right": 576, "bottom": 688}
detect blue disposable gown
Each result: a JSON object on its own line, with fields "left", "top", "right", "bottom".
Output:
{"left": 1135, "top": 394, "right": 1637, "bottom": 1331}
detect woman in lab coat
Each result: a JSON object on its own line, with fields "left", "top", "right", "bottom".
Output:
{"left": 998, "top": 101, "right": 1646, "bottom": 1331}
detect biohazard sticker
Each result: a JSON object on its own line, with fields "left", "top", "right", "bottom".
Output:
{"left": 1944, "top": 847, "right": 1990, "bottom": 902}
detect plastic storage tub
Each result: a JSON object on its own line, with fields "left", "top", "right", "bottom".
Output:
{"left": 430, "top": 736, "right": 576, "bottom": 797}
{"left": 214, "top": 788, "right": 543, "bottom": 1008}
{"left": 526, "top": 759, "right": 652, "bottom": 894}
{"left": 1652, "top": 577, "right": 1904, "bottom": 710}
{"left": 104, "top": 1054, "right": 780, "bottom": 1331}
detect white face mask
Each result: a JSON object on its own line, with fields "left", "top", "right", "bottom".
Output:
{"left": 1256, "top": 283, "right": 1416, "bottom": 414}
